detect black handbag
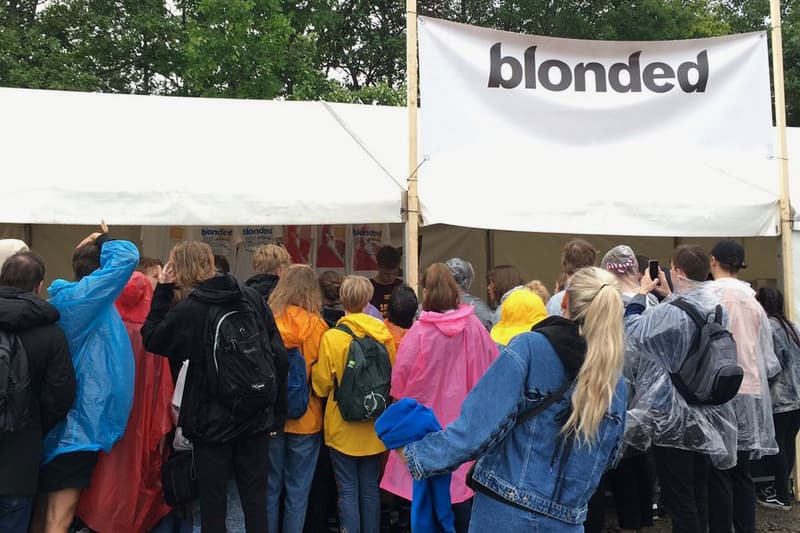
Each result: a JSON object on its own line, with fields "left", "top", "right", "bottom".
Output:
{"left": 466, "top": 379, "right": 573, "bottom": 492}
{"left": 162, "top": 450, "right": 199, "bottom": 506}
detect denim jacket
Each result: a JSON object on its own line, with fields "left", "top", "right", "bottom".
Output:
{"left": 404, "top": 331, "right": 626, "bottom": 525}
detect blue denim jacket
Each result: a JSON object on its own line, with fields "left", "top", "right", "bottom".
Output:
{"left": 405, "top": 331, "right": 626, "bottom": 525}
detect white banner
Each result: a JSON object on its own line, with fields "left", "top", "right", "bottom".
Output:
{"left": 418, "top": 17, "right": 779, "bottom": 236}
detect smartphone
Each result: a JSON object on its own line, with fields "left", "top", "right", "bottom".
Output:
{"left": 649, "top": 259, "right": 659, "bottom": 281}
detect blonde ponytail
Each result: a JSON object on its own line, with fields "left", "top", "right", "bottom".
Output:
{"left": 562, "top": 267, "right": 624, "bottom": 445}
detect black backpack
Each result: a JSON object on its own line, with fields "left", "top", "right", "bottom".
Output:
{"left": 668, "top": 298, "right": 743, "bottom": 406}
{"left": 205, "top": 296, "right": 278, "bottom": 418}
{"left": 161, "top": 450, "right": 198, "bottom": 506}
{"left": 0, "top": 330, "right": 32, "bottom": 433}
{"left": 333, "top": 324, "right": 392, "bottom": 421}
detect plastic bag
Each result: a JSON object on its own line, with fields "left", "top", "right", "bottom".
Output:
{"left": 172, "top": 360, "right": 193, "bottom": 451}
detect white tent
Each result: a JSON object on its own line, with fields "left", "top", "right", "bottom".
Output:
{"left": 1, "top": 87, "right": 791, "bottom": 237}
{"left": 0, "top": 88, "right": 406, "bottom": 226}
{"left": 1, "top": 88, "right": 797, "bottom": 297}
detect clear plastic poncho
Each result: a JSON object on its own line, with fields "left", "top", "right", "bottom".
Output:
{"left": 601, "top": 245, "right": 656, "bottom": 405}
{"left": 623, "top": 282, "right": 739, "bottom": 468}
{"left": 707, "top": 277, "right": 779, "bottom": 460}
{"left": 767, "top": 317, "right": 800, "bottom": 414}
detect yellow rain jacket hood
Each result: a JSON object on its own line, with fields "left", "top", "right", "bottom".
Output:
{"left": 491, "top": 289, "right": 547, "bottom": 346}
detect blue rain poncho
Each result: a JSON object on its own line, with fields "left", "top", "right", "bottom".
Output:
{"left": 43, "top": 239, "right": 139, "bottom": 464}
{"left": 623, "top": 283, "right": 739, "bottom": 469}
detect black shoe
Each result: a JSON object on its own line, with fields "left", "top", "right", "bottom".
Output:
{"left": 759, "top": 484, "right": 776, "bottom": 500}
{"left": 757, "top": 494, "right": 792, "bottom": 511}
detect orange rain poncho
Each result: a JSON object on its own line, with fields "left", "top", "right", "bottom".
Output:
{"left": 76, "top": 272, "right": 175, "bottom": 533}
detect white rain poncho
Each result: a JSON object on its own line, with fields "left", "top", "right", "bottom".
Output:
{"left": 623, "top": 283, "right": 739, "bottom": 469}
{"left": 708, "top": 277, "right": 779, "bottom": 460}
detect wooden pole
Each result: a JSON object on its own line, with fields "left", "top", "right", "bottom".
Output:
{"left": 405, "top": 0, "right": 420, "bottom": 292}
{"left": 768, "top": 0, "right": 799, "bottom": 501}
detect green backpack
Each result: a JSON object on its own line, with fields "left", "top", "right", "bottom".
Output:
{"left": 334, "top": 324, "right": 392, "bottom": 421}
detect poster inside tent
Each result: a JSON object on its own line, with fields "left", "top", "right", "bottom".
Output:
{"left": 140, "top": 226, "right": 186, "bottom": 262}
{"left": 352, "top": 224, "right": 391, "bottom": 274}
{"left": 284, "top": 225, "right": 313, "bottom": 265}
{"left": 235, "top": 226, "right": 282, "bottom": 280}
{"left": 315, "top": 225, "right": 347, "bottom": 270}
{"left": 186, "top": 226, "right": 239, "bottom": 273}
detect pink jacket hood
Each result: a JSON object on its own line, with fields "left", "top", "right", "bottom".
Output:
{"left": 417, "top": 305, "right": 474, "bottom": 337}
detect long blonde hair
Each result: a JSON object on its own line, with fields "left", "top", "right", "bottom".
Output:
{"left": 268, "top": 264, "right": 322, "bottom": 316}
{"left": 563, "top": 267, "right": 624, "bottom": 445}
{"left": 169, "top": 241, "right": 216, "bottom": 301}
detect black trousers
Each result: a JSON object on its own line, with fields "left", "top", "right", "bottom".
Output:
{"left": 652, "top": 446, "right": 710, "bottom": 533}
{"left": 608, "top": 453, "right": 655, "bottom": 529}
{"left": 304, "top": 443, "right": 338, "bottom": 533}
{"left": 194, "top": 432, "right": 270, "bottom": 533}
{"left": 772, "top": 410, "right": 800, "bottom": 502}
{"left": 583, "top": 476, "right": 606, "bottom": 533}
{"left": 708, "top": 450, "right": 755, "bottom": 533}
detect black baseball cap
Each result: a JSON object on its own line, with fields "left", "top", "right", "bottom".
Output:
{"left": 711, "top": 240, "right": 747, "bottom": 271}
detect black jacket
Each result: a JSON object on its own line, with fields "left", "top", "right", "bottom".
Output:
{"left": 0, "top": 287, "right": 76, "bottom": 496}
{"left": 141, "top": 274, "right": 288, "bottom": 443}
{"left": 245, "top": 273, "right": 280, "bottom": 302}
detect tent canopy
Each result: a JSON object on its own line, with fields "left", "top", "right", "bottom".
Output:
{"left": 1, "top": 88, "right": 794, "bottom": 238}
{"left": 419, "top": 146, "right": 781, "bottom": 237}
{"left": 0, "top": 88, "right": 406, "bottom": 226}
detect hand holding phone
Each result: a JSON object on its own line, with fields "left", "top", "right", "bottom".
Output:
{"left": 648, "top": 260, "right": 659, "bottom": 283}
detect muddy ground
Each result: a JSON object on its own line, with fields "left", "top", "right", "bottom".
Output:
{"left": 602, "top": 505, "right": 799, "bottom": 532}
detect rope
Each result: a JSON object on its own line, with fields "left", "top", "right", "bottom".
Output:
{"left": 321, "top": 101, "right": 405, "bottom": 190}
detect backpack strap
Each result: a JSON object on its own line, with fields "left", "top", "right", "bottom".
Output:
{"left": 713, "top": 304, "right": 724, "bottom": 325}
{"left": 669, "top": 298, "right": 712, "bottom": 356}
{"left": 332, "top": 324, "right": 356, "bottom": 399}
{"left": 335, "top": 324, "right": 356, "bottom": 339}
{"left": 515, "top": 379, "right": 573, "bottom": 427}
{"left": 669, "top": 298, "right": 707, "bottom": 328}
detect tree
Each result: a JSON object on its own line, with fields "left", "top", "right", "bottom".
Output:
{"left": 1, "top": 1, "right": 182, "bottom": 93}
{"left": 316, "top": 0, "right": 406, "bottom": 91}
{"left": 785, "top": 1, "right": 800, "bottom": 123}
{"left": 717, "top": 0, "right": 800, "bottom": 125}
{"left": 0, "top": 0, "right": 798, "bottom": 122}
{"left": 181, "top": 0, "right": 319, "bottom": 98}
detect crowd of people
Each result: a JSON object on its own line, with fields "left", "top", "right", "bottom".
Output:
{"left": 0, "top": 228, "right": 798, "bottom": 533}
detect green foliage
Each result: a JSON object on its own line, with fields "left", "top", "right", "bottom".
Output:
{"left": 316, "top": 0, "right": 406, "bottom": 90}
{"left": 785, "top": 1, "right": 800, "bottom": 123}
{"left": 183, "top": 0, "right": 292, "bottom": 97}
{"left": 0, "top": 0, "right": 798, "bottom": 123}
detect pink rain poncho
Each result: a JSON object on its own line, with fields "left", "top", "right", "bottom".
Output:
{"left": 708, "top": 277, "right": 780, "bottom": 459}
{"left": 381, "top": 305, "right": 498, "bottom": 504}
